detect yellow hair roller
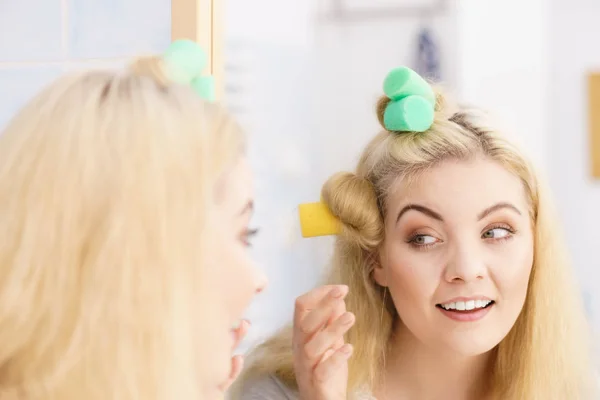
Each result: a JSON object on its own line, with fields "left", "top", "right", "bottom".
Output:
{"left": 298, "top": 202, "right": 340, "bottom": 238}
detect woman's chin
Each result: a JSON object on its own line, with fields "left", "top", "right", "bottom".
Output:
{"left": 201, "top": 386, "right": 223, "bottom": 400}
{"left": 442, "top": 336, "right": 501, "bottom": 357}
{"left": 198, "top": 359, "right": 231, "bottom": 399}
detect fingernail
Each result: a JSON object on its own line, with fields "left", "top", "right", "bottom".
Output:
{"left": 340, "top": 312, "right": 354, "bottom": 324}
{"left": 331, "top": 285, "right": 347, "bottom": 298}
{"left": 341, "top": 344, "right": 353, "bottom": 355}
{"left": 323, "top": 348, "right": 335, "bottom": 360}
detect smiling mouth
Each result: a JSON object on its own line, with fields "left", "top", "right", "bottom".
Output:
{"left": 436, "top": 300, "right": 495, "bottom": 313}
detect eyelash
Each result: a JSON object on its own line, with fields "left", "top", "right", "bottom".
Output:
{"left": 406, "top": 224, "right": 516, "bottom": 250}
{"left": 483, "top": 223, "right": 516, "bottom": 242}
{"left": 406, "top": 234, "right": 439, "bottom": 251}
{"left": 241, "top": 228, "right": 259, "bottom": 247}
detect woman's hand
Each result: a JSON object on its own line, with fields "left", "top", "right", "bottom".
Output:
{"left": 292, "top": 285, "right": 355, "bottom": 400}
{"left": 218, "top": 319, "right": 250, "bottom": 392}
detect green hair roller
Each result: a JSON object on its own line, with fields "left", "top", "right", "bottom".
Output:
{"left": 382, "top": 67, "right": 435, "bottom": 133}
{"left": 163, "top": 39, "right": 215, "bottom": 102}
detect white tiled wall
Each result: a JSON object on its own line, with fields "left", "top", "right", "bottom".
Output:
{"left": 222, "top": 38, "right": 328, "bottom": 352}
{"left": 224, "top": 0, "right": 460, "bottom": 352}
{"left": 0, "top": 67, "right": 64, "bottom": 127}
{"left": 0, "top": 0, "right": 171, "bottom": 129}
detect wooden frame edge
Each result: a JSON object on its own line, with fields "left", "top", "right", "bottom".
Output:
{"left": 171, "top": 0, "right": 224, "bottom": 101}
{"left": 588, "top": 72, "right": 600, "bottom": 178}
{"left": 211, "top": 0, "right": 224, "bottom": 101}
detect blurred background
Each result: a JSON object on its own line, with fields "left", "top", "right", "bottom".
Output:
{"left": 0, "top": 0, "right": 598, "bottom": 360}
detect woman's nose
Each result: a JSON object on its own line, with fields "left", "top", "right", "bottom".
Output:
{"left": 444, "top": 242, "right": 486, "bottom": 283}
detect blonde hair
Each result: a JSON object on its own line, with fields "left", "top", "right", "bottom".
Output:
{"left": 234, "top": 89, "right": 595, "bottom": 399}
{"left": 0, "top": 56, "right": 243, "bottom": 399}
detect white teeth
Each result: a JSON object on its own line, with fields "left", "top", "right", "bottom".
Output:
{"left": 440, "top": 300, "right": 492, "bottom": 311}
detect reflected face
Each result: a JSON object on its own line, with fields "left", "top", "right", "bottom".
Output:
{"left": 374, "top": 157, "right": 534, "bottom": 356}
{"left": 200, "top": 156, "right": 267, "bottom": 397}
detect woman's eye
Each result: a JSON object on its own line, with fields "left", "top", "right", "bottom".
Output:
{"left": 482, "top": 227, "right": 511, "bottom": 239}
{"left": 411, "top": 235, "right": 438, "bottom": 245}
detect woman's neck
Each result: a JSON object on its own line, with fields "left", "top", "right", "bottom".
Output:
{"left": 374, "top": 325, "right": 494, "bottom": 400}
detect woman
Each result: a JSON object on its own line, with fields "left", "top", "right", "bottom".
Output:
{"left": 0, "top": 40, "right": 265, "bottom": 399}
{"left": 233, "top": 67, "right": 596, "bottom": 399}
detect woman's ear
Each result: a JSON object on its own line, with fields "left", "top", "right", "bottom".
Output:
{"left": 372, "top": 249, "right": 388, "bottom": 287}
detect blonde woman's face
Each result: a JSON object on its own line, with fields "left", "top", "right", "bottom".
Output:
{"left": 375, "top": 157, "right": 534, "bottom": 356}
{"left": 201, "top": 156, "right": 267, "bottom": 395}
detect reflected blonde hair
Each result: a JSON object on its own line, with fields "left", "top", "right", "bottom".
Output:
{"left": 0, "top": 56, "right": 243, "bottom": 399}
{"left": 234, "top": 89, "right": 595, "bottom": 399}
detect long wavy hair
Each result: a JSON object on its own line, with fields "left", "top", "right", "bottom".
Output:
{"left": 0, "top": 57, "right": 243, "bottom": 399}
{"left": 233, "top": 89, "right": 595, "bottom": 399}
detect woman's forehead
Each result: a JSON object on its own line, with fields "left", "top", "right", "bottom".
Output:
{"left": 385, "top": 158, "right": 528, "bottom": 219}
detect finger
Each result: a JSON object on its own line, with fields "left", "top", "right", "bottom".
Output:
{"left": 328, "top": 293, "right": 347, "bottom": 324}
{"left": 319, "top": 348, "right": 335, "bottom": 364}
{"left": 313, "top": 344, "right": 353, "bottom": 383}
{"left": 232, "top": 319, "right": 250, "bottom": 350}
{"left": 299, "top": 291, "right": 348, "bottom": 337}
{"left": 302, "top": 312, "right": 355, "bottom": 364}
{"left": 293, "top": 285, "right": 348, "bottom": 326}
{"left": 327, "top": 298, "right": 347, "bottom": 351}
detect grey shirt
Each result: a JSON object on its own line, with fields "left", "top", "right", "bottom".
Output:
{"left": 234, "top": 372, "right": 600, "bottom": 399}
{"left": 235, "top": 374, "right": 375, "bottom": 400}
{"left": 235, "top": 375, "right": 297, "bottom": 399}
